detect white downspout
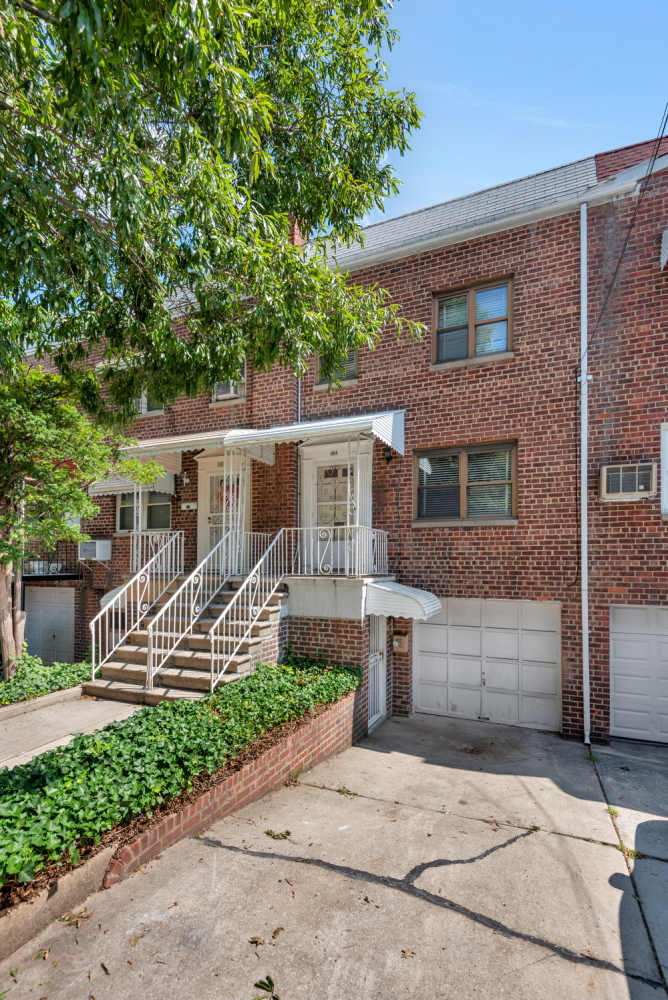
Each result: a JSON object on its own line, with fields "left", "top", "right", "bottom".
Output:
{"left": 580, "top": 202, "right": 591, "bottom": 746}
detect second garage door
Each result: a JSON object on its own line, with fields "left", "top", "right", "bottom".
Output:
{"left": 415, "top": 599, "right": 561, "bottom": 731}
{"left": 610, "top": 605, "right": 668, "bottom": 743}
{"left": 25, "top": 586, "right": 75, "bottom": 664}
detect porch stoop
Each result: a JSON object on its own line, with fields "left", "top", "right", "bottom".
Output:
{"left": 84, "top": 577, "right": 287, "bottom": 705}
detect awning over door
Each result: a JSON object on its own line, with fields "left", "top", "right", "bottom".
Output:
{"left": 365, "top": 581, "right": 442, "bottom": 621}
{"left": 122, "top": 410, "right": 405, "bottom": 465}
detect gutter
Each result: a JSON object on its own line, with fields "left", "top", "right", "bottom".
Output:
{"left": 579, "top": 202, "right": 591, "bottom": 747}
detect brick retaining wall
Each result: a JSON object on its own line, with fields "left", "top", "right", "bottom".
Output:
{"left": 104, "top": 690, "right": 358, "bottom": 887}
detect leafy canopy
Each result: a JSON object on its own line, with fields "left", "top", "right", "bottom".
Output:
{"left": 0, "top": 0, "right": 422, "bottom": 422}
{"left": 0, "top": 365, "right": 162, "bottom": 564}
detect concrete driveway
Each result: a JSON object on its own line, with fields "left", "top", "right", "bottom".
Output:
{"left": 2, "top": 714, "right": 666, "bottom": 999}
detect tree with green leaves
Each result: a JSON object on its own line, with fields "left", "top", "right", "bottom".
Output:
{"left": 0, "top": 0, "right": 422, "bottom": 422}
{"left": 0, "top": 366, "right": 162, "bottom": 678}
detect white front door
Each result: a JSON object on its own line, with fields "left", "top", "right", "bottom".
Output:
{"left": 25, "top": 587, "right": 75, "bottom": 664}
{"left": 610, "top": 604, "right": 668, "bottom": 743}
{"left": 368, "top": 614, "right": 387, "bottom": 730}
{"left": 414, "top": 599, "right": 561, "bottom": 731}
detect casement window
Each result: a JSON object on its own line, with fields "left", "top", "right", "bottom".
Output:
{"left": 134, "top": 392, "right": 163, "bottom": 415}
{"left": 415, "top": 443, "right": 517, "bottom": 521}
{"left": 117, "top": 491, "right": 172, "bottom": 531}
{"left": 434, "top": 281, "right": 512, "bottom": 364}
{"left": 317, "top": 349, "right": 357, "bottom": 384}
{"left": 213, "top": 361, "right": 246, "bottom": 401}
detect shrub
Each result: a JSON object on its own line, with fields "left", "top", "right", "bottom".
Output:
{"left": 0, "top": 651, "right": 91, "bottom": 706}
{"left": 0, "top": 660, "right": 360, "bottom": 885}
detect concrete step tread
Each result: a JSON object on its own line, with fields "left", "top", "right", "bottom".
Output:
{"left": 127, "top": 629, "right": 263, "bottom": 650}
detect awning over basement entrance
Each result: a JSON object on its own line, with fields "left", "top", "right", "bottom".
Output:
{"left": 122, "top": 409, "right": 405, "bottom": 465}
{"left": 365, "top": 581, "right": 442, "bottom": 621}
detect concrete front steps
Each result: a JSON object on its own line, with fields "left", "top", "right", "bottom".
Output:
{"left": 84, "top": 578, "right": 287, "bottom": 705}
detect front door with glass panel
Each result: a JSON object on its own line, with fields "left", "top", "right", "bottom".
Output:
{"left": 196, "top": 451, "right": 251, "bottom": 564}
{"left": 314, "top": 463, "right": 356, "bottom": 574}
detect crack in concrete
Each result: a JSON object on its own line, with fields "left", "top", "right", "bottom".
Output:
{"left": 196, "top": 835, "right": 665, "bottom": 990}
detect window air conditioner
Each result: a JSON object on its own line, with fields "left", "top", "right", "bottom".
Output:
{"left": 213, "top": 379, "right": 241, "bottom": 400}
{"left": 599, "top": 463, "right": 657, "bottom": 502}
{"left": 79, "top": 539, "right": 112, "bottom": 560}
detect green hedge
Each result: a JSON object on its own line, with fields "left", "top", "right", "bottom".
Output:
{"left": 0, "top": 652, "right": 91, "bottom": 706}
{"left": 0, "top": 659, "right": 361, "bottom": 886}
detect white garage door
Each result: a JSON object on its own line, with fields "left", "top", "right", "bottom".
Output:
{"left": 415, "top": 599, "right": 561, "bottom": 731}
{"left": 25, "top": 587, "right": 75, "bottom": 664}
{"left": 610, "top": 605, "right": 668, "bottom": 743}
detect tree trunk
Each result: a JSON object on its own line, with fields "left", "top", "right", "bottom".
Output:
{"left": 0, "top": 561, "right": 17, "bottom": 680}
{"left": 13, "top": 563, "right": 26, "bottom": 657}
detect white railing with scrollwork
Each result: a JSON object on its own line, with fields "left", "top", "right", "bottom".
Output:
{"left": 130, "top": 530, "right": 184, "bottom": 574}
{"left": 208, "top": 526, "right": 390, "bottom": 692}
{"left": 287, "top": 526, "right": 388, "bottom": 577}
{"left": 89, "top": 530, "right": 185, "bottom": 680}
{"left": 145, "top": 530, "right": 271, "bottom": 689}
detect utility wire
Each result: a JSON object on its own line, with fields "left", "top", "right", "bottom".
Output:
{"left": 580, "top": 100, "right": 668, "bottom": 369}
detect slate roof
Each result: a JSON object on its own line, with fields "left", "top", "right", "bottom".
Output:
{"left": 327, "top": 154, "right": 599, "bottom": 269}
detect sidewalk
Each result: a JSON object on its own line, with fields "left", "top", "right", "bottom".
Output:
{"left": 0, "top": 695, "right": 141, "bottom": 769}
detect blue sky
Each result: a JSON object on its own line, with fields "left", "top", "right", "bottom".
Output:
{"left": 367, "top": 0, "right": 667, "bottom": 223}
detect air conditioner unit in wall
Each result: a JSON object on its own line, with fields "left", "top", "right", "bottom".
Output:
{"left": 79, "top": 539, "right": 112, "bottom": 560}
{"left": 599, "top": 463, "right": 657, "bottom": 502}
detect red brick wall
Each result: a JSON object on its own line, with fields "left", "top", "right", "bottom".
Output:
{"left": 252, "top": 444, "right": 299, "bottom": 534}
{"left": 287, "top": 616, "right": 368, "bottom": 740}
{"left": 390, "top": 617, "right": 413, "bottom": 716}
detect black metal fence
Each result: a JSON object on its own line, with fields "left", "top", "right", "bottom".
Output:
{"left": 22, "top": 540, "right": 82, "bottom": 579}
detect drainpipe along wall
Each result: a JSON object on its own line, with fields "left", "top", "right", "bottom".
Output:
{"left": 580, "top": 201, "right": 591, "bottom": 746}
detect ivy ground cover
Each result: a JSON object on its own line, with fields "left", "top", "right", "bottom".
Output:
{"left": 0, "top": 652, "right": 91, "bottom": 706}
{"left": 0, "top": 660, "right": 360, "bottom": 886}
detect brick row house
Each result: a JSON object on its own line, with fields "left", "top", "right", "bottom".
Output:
{"left": 24, "top": 137, "right": 668, "bottom": 744}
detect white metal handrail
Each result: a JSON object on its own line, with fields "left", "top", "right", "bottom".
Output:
{"left": 145, "top": 530, "right": 271, "bottom": 689}
{"left": 209, "top": 529, "right": 295, "bottom": 692}
{"left": 89, "top": 530, "right": 185, "bottom": 679}
{"left": 287, "top": 526, "right": 388, "bottom": 577}
{"left": 130, "top": 530, "right": 184, "bottom": 574}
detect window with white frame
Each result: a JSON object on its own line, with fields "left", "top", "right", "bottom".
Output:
{"left": 118, "top": 493, "right": 135, "bottom": 531}
{"left": 117, "top": 491, "right": 172, "bottom": 531}
{"left": 134, "top": 393, "right": 163, "bottom": 415}
{"left": 213, "top": 361, "right": 246, "bottom": 401}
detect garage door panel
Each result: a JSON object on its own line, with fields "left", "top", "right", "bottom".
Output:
{"left": 486, "top": 601, "right": 519, "bottom": 629}
{"left": 449, "top": 600, "right": 482, "bottom": 627}
{"left": 522, "top": 696, "right": 558, "bottom": 728}
{"left": 611, "top": 671, "right": 651, "bottom": 697}
{"left": 611, "top": 606, "right": 652, "bottom": 630}
{"left": 522, "top": 664, "right": 558, "bottom": 696}
{"left": 611, "top": 709, "right": 652, "bottom": 737}
{"left": 612, "top": 639, "right": 651, "bottom": 662}
{"left": 418, "top": 653, "right": 447, "bottom": 683}
{"left": 417, "top": 682, "right": 449, "bottom": 713}
{"left": 485, "top": 660, "right": 519, "bottom": 691}
{"left": 415, "top": 599, "right": 561, "bottom": 732}
{"left": 426, "top": 608, "right": 449, "bottom": 627}
{"left": 485, "top": 631, "right": 519, "bottom": 660}
{"left": 449, "top": 687, "right": 482, "bottom": 717}
{"left": 450, "top": 629, "right": 482, "bottom": 656}
{"left": 450, "top": 658, "right": 482, "bottom": 686}
{"left": 419, "top": 625, "right": 447, "bottom": 654}
{"left": 484, "top": 691, "right": 519, "bottom": 722}
{"left": 521, "top": 603, "right": 560, "bottom": 632}
{"left": 521, "top": 632, "right": 559, "bottom": 664}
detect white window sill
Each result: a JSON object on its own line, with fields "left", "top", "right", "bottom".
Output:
{"left": 313, "top": 378, "right": 359, "bottom": 392}
{"left": 209, "top": 397, "right": 247, "bottom": 409}
{"left": 411, "top": 518, "right": 519, "bottom": 528}
{"left": 134, "top": 410, "right": 164, "bottom": 418}
{"left": 430, "top": 351, "right": 514, "bottom": 372}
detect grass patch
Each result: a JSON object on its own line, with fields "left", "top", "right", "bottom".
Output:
{"left": 0, "top": 652, "right": 91, "bottom": 706}
{"left": 0, "top": 658, "right": 360, "bottom": 887}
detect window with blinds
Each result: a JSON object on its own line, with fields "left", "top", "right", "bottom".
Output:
{"left": 415, "top": 444, "right": 516, "bottom": 521}
{"left": 134, "top": 393, "right": 163, "bottom": 415}
{"left": 318, "top": 349, "right": 357, "bottom": 384}
{"left": 434, "top": 281, "right": 511, "bottom": 363}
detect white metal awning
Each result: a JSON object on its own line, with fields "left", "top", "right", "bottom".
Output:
{"left": 90, "top": 472, "right": 175, "bottom": 497}
{"left": 123, "top": 410, "right": 405, "bottom": 462}
{"left": 365, "top": 581, "right": 442, "bottom": 621}
{"left": 224, "top": 410, "right": 405, "bottom": 453}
